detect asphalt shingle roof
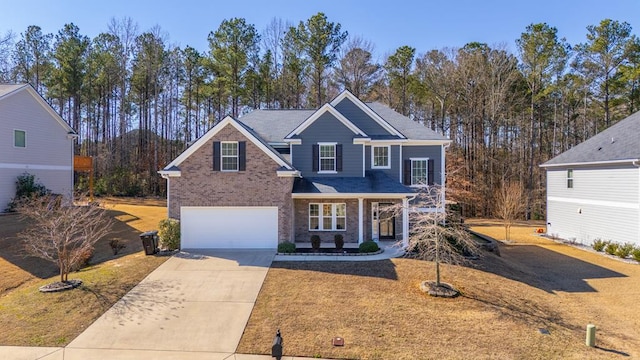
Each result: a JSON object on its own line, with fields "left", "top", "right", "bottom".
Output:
{"left": 542, "top": 110, "right": 640, "bottom": 166}
{"left": 293, "top": 170, "right": 414, "bottom": 194}
{"left": 239, "top": 102, "right": 449, "bottom": 142}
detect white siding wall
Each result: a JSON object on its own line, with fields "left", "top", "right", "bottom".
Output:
{"left": 546, "top": 165, "right": 640, "bottom": 246}
{"left": 0, "top": 89, "right": 74, "bottom": 210}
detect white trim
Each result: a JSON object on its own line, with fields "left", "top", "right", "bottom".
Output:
{"left": 276, "top": 170, "right": 301, "bottom": 177}
{"left": 330, "top": 90, "right": 406, "bottom": 138}
{"left": 308, "top": 203, "right": 347, "bottom": 231}
{"left": 399, "top": 144, "right": 403, "bottom": 183}
{"left": 220, "top": 141, "right": 239, "bottom": 172}
{"left": 358, "top": 198, "right": 364, "bottom": 244}
{"left": 159, "top": 170, "right": 182, "bottom": 178}
{"left": 410, "top": 157, "right": 429, "bottom": 186}
{"left": 284, "top": 138, "right": 302, "bottom": 145}
{"left": 318, "top": 142, "right": 337, "bottom": 172}
{"left": 285, "top": 103, "right": 368, "bottom": 138}
{"left": 13, "top": 129, "right": 26, "bottom": 148}
{"left": 540, "top": 158, "right": 640, "bottom": 168}
{"left": 353, "top": 137, "right": 372, "bottom": 145}
{"left": 371, "top": 145, "right": 391, "bottom": 169}
{"left": 402, "top": 198, "right": 409, "bottom": 248}
{"left": 547, "top": 196, "right": 640, "bottom": 209}
{"left": 362, "top": 144, "right": 365, "bottom": 177}
{"left": 160, "top": 116, "right": 293, "bottom": 171}
{"left": 0, "top": 163, "right": 72, "bottom": 171}
{"left": 402, "top": 140, "right": 452, "bottom": 146}
{"left": 293, "top": 193, "right": 413, "bottom": 199}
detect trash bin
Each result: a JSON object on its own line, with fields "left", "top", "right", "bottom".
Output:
{"left": 140, "top": 230, "right": 158, "bottom": 255}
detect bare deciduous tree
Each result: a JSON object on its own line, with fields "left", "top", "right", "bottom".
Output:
{"left": 17, "top": 195, "right": 113, "bottom": 283}
{"left": 494, "top": 181, "right": 525, "bottom": 241}
{"left": 393, "top": 186, "right": 481, "bottom": 289}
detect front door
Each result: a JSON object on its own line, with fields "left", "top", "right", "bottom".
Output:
{"left": 372, "top": 202, "right": 395, "bottom": 241}
{"left": 378, "top": 203, "right": 395, "bottom": 240}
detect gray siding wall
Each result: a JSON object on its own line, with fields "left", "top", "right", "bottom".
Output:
{"left": 292, "top": 112, "right": 362, "bottom": 177}
{"left": 333, "top": 98, "right": 390, "bottom": 136}
{"left": 0, "top": 90, "right": 74, "bottom": 210}
{"left": 402, "top": 145, "right": 443, "bottom": 185}
{"left": 546, "top": 166, "right": 640, "bottom": 246}
{"left": 365, "top": 145, "right": 401, "bottom": 181}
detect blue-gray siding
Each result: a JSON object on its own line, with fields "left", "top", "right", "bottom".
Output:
{"left": 402, "top": 145, "right": 443, "bottom": 185}
{"left": 333, "top": 98, "right": 392, "bottom": 136}
{"left": 365, "top": 145, "right": 401, "bottom": 182}
{"left": 293, "top": 112, "right": 363, "bottom": 177}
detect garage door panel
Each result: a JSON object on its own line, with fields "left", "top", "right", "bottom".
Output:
{"left": 181, "top": 207, "right": 278, "bottom": 249}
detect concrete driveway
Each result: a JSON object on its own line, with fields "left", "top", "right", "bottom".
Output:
{"left": 64, "top": 249, "right": 275, "bottom": 359}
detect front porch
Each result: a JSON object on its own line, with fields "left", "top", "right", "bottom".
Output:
{"left": 291, "top": 197, "right": 410, "bottom": 247}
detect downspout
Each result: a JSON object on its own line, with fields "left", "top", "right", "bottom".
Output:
{"left": 634, "top": 160, "right": 640, "bottom": 246}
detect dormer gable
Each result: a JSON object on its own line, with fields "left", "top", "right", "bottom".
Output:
{"left": 330, "top": 90, "right": 405, "bottom": 139}
{"left": 285, "top": 103, "right": 367, "bottom": 141}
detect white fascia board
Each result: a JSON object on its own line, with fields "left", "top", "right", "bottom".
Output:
{"left": 402, "top": 140, "right": 452, "bottom": 146}
{"left": 285, "top": 103, "right": 368, "bottom": 138}
{"left": 277, "top": 170, "right": 301, "bottom": 177}
{"left": 330, "top": 90, "right": 406, "bottom": 138}
{"left": 284, "top": 138, "right": 302, "bottom": 144}
{"left": 163, "top": 116, "right": 292, "bottom": 171}
{"left": 158, "top": 170, "right": 181, "bottom": 179}
{"left": 540, "top": 158, "right": 640, "bottom": 168}
{"left": 292, "top": 193, "right": 414, "bottom": 199}
{"left": 352, "top": 138, "right": 372, "bottom": 144}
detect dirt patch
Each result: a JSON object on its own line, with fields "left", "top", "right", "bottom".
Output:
{"left": 239, "top": 221, "right": 640, "bottom": 359}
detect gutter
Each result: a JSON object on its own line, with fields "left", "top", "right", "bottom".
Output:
{"left": 540, "top": 158, "right": 640, "bottom": 168}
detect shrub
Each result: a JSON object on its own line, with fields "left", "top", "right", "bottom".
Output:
{"left": 109, "top": 239, "right": 126, "bottom": 255}
{"left": 334, "top": 234, "right": 344, "bottom": 250}
{"left": 632, "top": 247, "right": 640, "bottom": 262}
{"left": 6, "top": 173, "right": 51, "bottom": 212}
{"left": 616, "top": 243, "right": 634, "bottom": 259}
{"left": 359, "top": 240, "right": 379, "bottom": 253}
{"left": 310, "top": 235, "right": 321, "bottom": 250}
{"left": 72, "top": 247, "right": 94, "bottom": 272}
{"left": 158, "top": 219, "right": 180, "bottom": 250}
{"left": 604, "top": 242, "right": 619, "bottom": 255}
{"left": 592, "top": 239, "right": 608, "bottom": 252}
{"left": 278, "top": 241, "right": 296, "bottom": 253}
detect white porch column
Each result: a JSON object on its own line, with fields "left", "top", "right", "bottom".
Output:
{"left": 358, "top": 198, "right": 364, "bottom": 244}
{"left": 402, "top": 197, "right": 409, "bottom": 248}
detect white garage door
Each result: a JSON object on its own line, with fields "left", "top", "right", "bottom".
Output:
{"left": 180, "top": 207, "right": 278, "bottom": 249}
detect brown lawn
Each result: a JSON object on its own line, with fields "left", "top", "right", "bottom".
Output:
{"left": 0, "top": 197, "right": 168, "bottom": 346}
{"left": 238, "top": 220, "right": 640, "bottom": 359}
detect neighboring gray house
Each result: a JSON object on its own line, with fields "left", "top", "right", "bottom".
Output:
{"left": 0, "top": 84, "right": 77, "bottom": 211}
{"left": 159, "top": 90, "right": 451, "bottom": 249}
{"left": 541, "top": 111, "right": 640, "bottom": 246}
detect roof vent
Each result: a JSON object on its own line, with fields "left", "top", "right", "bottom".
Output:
{"left": 597, "top": 147, "right": 602, "bottom": 151}
{"left": 611, "top": 137, "right": 615, "bottom": 144}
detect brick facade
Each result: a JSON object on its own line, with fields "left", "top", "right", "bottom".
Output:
{"left": 167, "top": 124, "right": 294, "bottom": 243}
{"left": 293, "top": 198, "right": 404, "bottom": 243}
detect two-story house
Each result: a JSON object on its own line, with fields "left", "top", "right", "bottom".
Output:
{"left": 159, "top": 91, "right": 451, "bottom": 249}
{"left": 0, "top": 84, "right": 77, "bottom": 211}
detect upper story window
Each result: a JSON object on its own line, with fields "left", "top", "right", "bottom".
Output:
{"left": 221, "top": 141, "right": 239, "bottom": 171}
{"left": 411, "top": 158, "right": 428, "bottom": 185}
{"left": 372, "top": 145, "right": 390, "bottom": 169}
{"left": 309, "top": 203, "right": 346, "bottom": 231}
{"left": 14, "top": 130, "right": 26, "bottom": 148}
{"left": 319, "top": 143, "right": 336, "bottom": 172}
{"left": 567, "top": 169, "right": 573, "bottom": 188}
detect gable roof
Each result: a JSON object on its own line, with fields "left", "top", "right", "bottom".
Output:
{"left": 285, "top": 103, "right": 368, "bottom": 139}
{"left": 331, "top": 90, "right": 406, "bottom": 138}
{"left": 366, "top": 102, "right": 450, "bottom": 142}
{"left": 160, "top": 116, "right": 295, "bottom": 174}
{"left": 0, "top": 83, "right": 77, "bottom": 135}
{"left": 541, "top": 110, "right": 640, "bottom": 167}
{"left": 238, "top": 109, "right": 314, "bottom": 143}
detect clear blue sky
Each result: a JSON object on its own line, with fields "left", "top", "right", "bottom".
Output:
{"left": 1, "top": 0, "right": 638, "bottom": 59}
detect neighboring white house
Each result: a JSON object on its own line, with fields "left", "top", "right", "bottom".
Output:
{"left": 541, "top": 111, "right": 640, "bottom": 246}
{"left": 0, "top": 84, "right": 77, "bottom": 211}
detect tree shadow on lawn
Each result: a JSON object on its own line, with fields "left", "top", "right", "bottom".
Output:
{"left": 0, "top": 209, "right": 151, "bottom": 286}
{"left": 270, "top": 259, "right": 398, "bottom": 280}
{"left": 475, "top": 244, "right": 626, "bottom": 293}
